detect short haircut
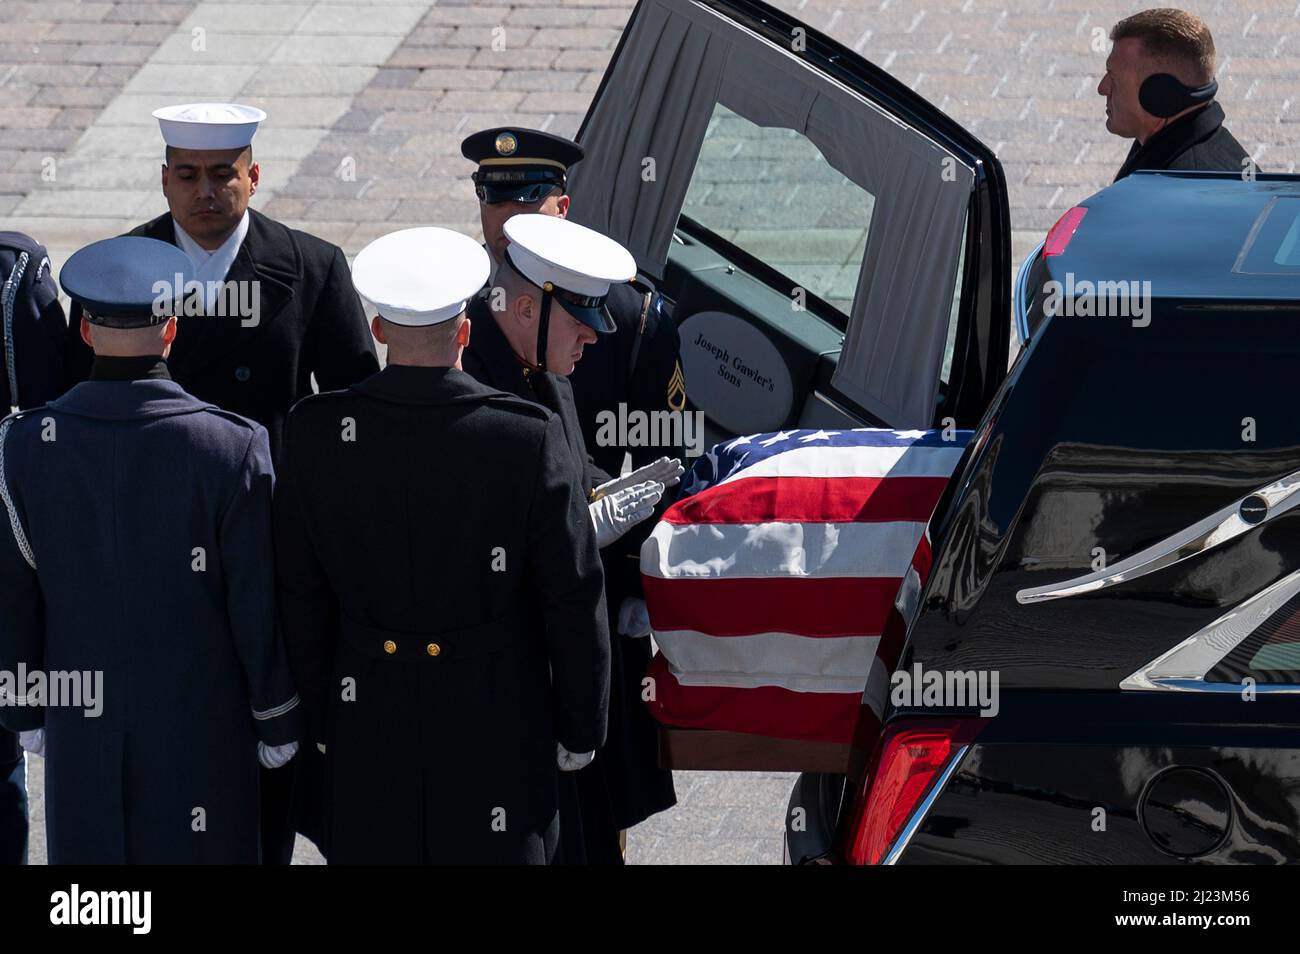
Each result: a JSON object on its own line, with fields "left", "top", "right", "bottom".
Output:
{"left": 87, "top": 320, "right": 170, "bottom": 350}
{"left": 1111, "top": 8, "right": 1216, "bottom": 84}
{"left": 378, "top": 313, "right": 465, "bottom": 354}
{"left": 495, "top": 259, "right": 537, "bottom": 308}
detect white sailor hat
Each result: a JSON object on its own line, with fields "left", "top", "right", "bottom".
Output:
{"left": 153, "top": 103, "right": 266, "bottom": 151}
{"left": 501, "top": 214, "right": 636, "bottom": 334}
{"left": 351, "top": 227, "right": 490, "bottom": 327}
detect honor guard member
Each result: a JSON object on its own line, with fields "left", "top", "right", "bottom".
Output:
{"left": 461, "top": 213, "right": 682, "bottom": 863}
{"left": 60, "top": 102, "right": 378, "bottom": 862}
{"left": 62, "top": 104, "right": 380, "bottom": 463}
{"left": 460, "top": 127, "right": 685, "bottom": 473}
{"left": 464, "top": 126, "right": 684, "bottom": 855}
{"left": 273, "top": 227, "right": 610, "bottom": 864}
{"left": 0, "top": 237, "right": 302, "bottom": 864}
{"left": 0, "top": 231, "right": 67, "bottom": 865}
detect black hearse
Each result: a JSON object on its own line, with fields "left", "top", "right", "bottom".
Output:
{"left": 786, "top": 173, "right": 1300, "bottom": 864}
{"left": 571, "top": 0, "right": 1300, "bottom": 863}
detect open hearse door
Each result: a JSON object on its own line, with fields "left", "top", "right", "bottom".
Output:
{"left": 567, "top": 0, "right": 1014, "bottom": 775}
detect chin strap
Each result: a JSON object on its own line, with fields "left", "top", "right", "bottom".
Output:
{"left": 535, "top": 281, "right": 554, "bottom": 373}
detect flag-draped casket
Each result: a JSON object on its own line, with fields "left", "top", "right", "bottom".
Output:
{"left": 640, "top": 428, "right": 971, "bottom": 746}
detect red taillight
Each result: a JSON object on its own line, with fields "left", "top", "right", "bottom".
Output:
{"left": 1042, "top": 206, "right": 1087, "bottom": 257}
{"left": 845, "top": 719, "right": 985, "bottom": 865}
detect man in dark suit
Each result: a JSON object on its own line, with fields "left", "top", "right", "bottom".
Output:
{"left": 1099, "top": 9, "right": 1249, "bottom": 181}
{"left": 0, "top": 236, "right": 301, "bottom": 863}
{"left": 274, "top": 226, "right": 610, "bottom": 863}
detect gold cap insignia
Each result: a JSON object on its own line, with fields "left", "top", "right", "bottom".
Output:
{"left": 495, "top": 132, "right": 518, "bottom": 156}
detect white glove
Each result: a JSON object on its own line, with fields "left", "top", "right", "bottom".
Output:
{"left": 593, "top": 457, "right": 684, "bottom": 499}
{"left": 258, "top": 740, "right": 299, "bottom": 769}
{"left": 617, "top": 596, "right": 652, "bottom": 638}
{"left": 556, "top": 742, "right": 595, "bottom": 772}
{"left": 18, "top": 728, "right": 44, "bottom": 757}
{"left": 589, "top": 480, "right": 663, "bottom": 549}
{"left": 316, "top": 743, "right": 327, "bottom": 754}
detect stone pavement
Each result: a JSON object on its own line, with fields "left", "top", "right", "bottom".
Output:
{"left": 21, "top": 756, "right": 793, "bottom": 864}
{"left": 8, "top": 0, "right": 1298, "bottom": 270}
{"left": 6, "top": 0, "right": 1300, "bottom": 865}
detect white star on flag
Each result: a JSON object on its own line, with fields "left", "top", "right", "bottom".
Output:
{"left": 725, "top": 435, "right": 753, "bottom": 452}
{"left": 758, "top": 430, "right": 798, "bottom": 447}
{"left": 798, "top": 429, "right": 840, "bottom": 443}
{"left": 703, "top": 449, "right": 720, "bottom": 478}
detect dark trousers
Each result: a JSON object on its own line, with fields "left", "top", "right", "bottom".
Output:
{"left": 261, "top": 748, "right": 331, "bottom": 865}
{"left": 260, "top": 762, "right": 296, "bottom": 865}
{"left": 0, "top": 739, "right": 28, "bottom": 865}
{"left": 555, "top": 770, "right": 623, "bottom": 865}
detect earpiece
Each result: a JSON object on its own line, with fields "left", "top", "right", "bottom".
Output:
{"left": 1138, "top": 73, "right": 1218, "bottom": 118}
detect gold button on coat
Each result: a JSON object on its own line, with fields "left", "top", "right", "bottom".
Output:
{"left": 426, "top": 643, "right": 441, "bottom": 657}
{"left": 383, "top": 640, "right": 397, "bottom": 654}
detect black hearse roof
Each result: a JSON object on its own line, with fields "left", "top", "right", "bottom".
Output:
{"left": 1043, "top": 171, "right": 1300, "bottom": 302}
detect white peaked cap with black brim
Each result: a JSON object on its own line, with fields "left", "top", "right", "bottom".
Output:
{"left": 502, "top": 214, "right": 636, "bottom": 334}
{"left": 351, "top": 227, "right": 490, "bottom": 327}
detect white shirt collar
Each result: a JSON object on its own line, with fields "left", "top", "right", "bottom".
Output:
{"left": 173, "top": 209, "right": 249, "bottom": 282}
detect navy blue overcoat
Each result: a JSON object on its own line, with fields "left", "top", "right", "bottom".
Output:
{"left": 0, "top": 376, "right": 301, "bottom": 863}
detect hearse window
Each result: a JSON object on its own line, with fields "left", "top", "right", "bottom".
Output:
{"left": 679, "top": 104, "right": 875, "bottom": 320}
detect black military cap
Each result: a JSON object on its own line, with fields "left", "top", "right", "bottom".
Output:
{"left": 460, "top": 127, "right": 585, "bottom": 204}
{"left": 59, "top": 236, "right": 196, "bottom": 328}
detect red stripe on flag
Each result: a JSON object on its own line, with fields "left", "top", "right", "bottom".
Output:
{"left": 643, "top": 574, "right": 900, "bottom": 638}
{"left": 645, "top": 653, "right": 863, "bottom": 744}
{"left": 665, "top": 476, "right": 950, "bottom": 525}
{"left": 910, "top": 530, "right": 933, "bottom": 578}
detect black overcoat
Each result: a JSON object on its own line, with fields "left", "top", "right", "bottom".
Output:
{"left": 1113, "top": 101, "right": 1250, "bottom": 181}
{"left": 462, "top": 298, "right": 677, "bottom": 857}
{"left": 61, "top": 209, "right": 380, "bottom": 463}
{"left": 273, "top": 365, "right": 610, "bottom": 864}
{"left": 565, "top": 283, "right": 681, "bottom": 831}
{"left": 462, "top": 294, "right": 610, "bottom": 490}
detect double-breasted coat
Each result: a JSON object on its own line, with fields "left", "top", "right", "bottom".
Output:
{"left": 273, "top": 365, "right": 610, "bottom": 864}
{"left": 0, "top": 361, "right": 302, "bottom": 863}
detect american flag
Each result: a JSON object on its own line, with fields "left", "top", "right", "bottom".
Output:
{"left": 641, "top": 427, "right": 971, "bottom": 744}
